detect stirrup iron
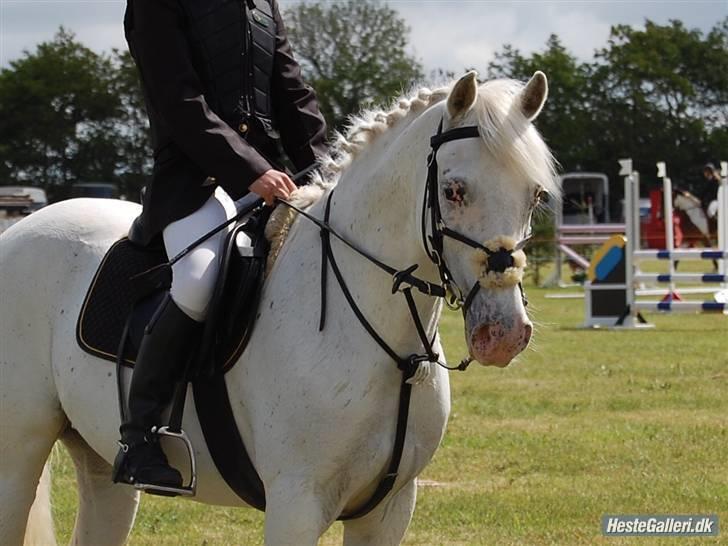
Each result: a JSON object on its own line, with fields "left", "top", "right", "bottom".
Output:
{"left": 132, "top": 426, "right": 197, "bottom": 497}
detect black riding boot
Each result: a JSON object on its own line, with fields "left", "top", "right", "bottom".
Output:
{"left": 112, "top": 293, "right": 201, "bottom": 488}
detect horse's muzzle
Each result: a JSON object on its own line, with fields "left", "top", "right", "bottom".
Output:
{"left": 467, "top": 319, "right": 532, "bottom": 367}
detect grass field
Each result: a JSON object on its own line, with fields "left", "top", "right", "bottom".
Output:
{"left": 49, "top": 263, "right": 727, "bottom": 545}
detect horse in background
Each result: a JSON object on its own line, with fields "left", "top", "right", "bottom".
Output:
{"left": 673, "top": 188, "right": 719, "bottom": 271}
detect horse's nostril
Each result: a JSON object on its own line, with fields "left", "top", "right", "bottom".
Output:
{"left": 523, "top": 324, "right": 533, "bottom": 345}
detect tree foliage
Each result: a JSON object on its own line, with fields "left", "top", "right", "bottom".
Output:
{"left": 284, "top": 0, "right": 423, "bottom": 129}
{"left": 488, "top": 35, "right": 594, "bottom": 174}
{"left": 489, "top": 18, "right": 728, "bottom": 196}
{"left": 1, "top": 16, "right": 725, "bottom": 208}
{"left": 111, "top": 49, "right": 152, "bottom": 200}
{"left": 0, "top": 28, "right": 120, "bottom": 199}
{"left": 0, "top": 28, "right": 150, "bottom": 200}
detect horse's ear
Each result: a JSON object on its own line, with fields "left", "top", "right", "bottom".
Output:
{"left": 447, "top": 71, "right": 478, "bottom": 119}
{"left": 519, "top": 71, "right": 548, "bottom": 121}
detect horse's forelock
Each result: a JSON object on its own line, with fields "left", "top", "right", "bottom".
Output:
{"left": 473, "top": 79, "right": 559, "bottom": 197}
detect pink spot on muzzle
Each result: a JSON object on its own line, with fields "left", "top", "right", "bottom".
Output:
{"left": 468, "top": 322, "right": 532, "bottom": 367}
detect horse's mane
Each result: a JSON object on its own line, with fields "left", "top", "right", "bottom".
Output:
{"left": 266, "top": 77, "right": 559, "bottom": 271}
{"left": 308, "top": 76, "right": 558, "bottom": 196}
{"left": 266, "top": 83, "right": 451, "bottom": 269}
{"left": 307, "top": 84, "right": 451, "bottom": 189}
{"left": 472, "top": 79, "right": 559, "bottom": 195}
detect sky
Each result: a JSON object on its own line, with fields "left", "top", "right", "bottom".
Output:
{"left": 0, "top": 1, "right": 725, "bottom": 74}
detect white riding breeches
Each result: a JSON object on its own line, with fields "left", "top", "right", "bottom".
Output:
{"left": 707, "top": 199, "right": 718, "bottom": 219}
{"left": 163, "top": 187, "right": 237, "bottom": 321}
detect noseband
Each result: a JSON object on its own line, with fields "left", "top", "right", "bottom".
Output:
{"left": 422, "top": 119, "right": 531, "bottom": 317}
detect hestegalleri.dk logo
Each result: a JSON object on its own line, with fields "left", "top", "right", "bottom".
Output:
{"left": 602, "top": 514, "right": 719, "bottom": 536}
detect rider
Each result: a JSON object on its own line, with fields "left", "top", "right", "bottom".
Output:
{"left": 699, "top": 163, "right": 721, "bottom": 219}
{"left": 113, "top": 0, "right": 327, "bottom": 489}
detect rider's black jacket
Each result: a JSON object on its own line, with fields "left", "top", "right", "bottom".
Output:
{"left": 697, "top": 176, "right": 719, "bottom": 209}
{"left": 124, "top": 0, "right": 327, "bottom": 244}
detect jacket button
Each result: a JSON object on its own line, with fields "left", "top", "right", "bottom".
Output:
{"left": 238, "top": 123, "right": 248, "bottom": 133}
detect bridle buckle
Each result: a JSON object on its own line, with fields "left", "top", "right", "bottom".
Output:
{"left": 391, "top": 264, "right": 420, "bottom": 294}
{"left": 444, "top": 282, "right": 463, "bottom": 310}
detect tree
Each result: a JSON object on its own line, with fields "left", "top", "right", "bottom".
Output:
{"left": 488, "top": 35, "right": 594, "bottom": 173}
{"left": 111, "top": 49, "right": 152, "bottom": 201}
{"left": 0, "top": 28, "right": 121, "bottom": 200}
{"left": 285, "top": 0, "right": 423, "bottom": 130}
{"left": 590, "top": 19, "right": 728, "bottom": 188}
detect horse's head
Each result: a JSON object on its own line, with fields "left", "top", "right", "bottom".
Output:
{"left": 430, "top": 71, "right": 558, "bottom": 366}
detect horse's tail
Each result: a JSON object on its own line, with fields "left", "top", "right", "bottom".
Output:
{"left": 23, "top": 462, "right": 57, "bottom": 546}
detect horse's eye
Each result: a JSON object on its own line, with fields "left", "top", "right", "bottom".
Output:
{"left": 534, "top": 187, "right": 550, "bottom": 206}
{"left": 443, "top": 180, "right": 467, "bottom": 205}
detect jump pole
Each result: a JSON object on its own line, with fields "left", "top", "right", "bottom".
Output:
{"left": 719, "top": 161, "right": 728, "bottom": 280}
{"left": 618, "top": 159, "right": 653, "bottom": 328}
{"left": 657, "top": 162, "right": 677, "bottom": 299}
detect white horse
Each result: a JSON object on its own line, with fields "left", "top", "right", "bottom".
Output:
{"left": 0, "top": 71, "right": 557, "bottom": 546}
{"left": 674, "top": 190, "right": 716, "bottom": 244}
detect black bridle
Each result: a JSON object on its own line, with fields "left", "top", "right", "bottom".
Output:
{"left": 421, "top": 119, "right": 531, "bottom": 317}
{"left": 281, "top": 117, "right": 531, "bottom": 377}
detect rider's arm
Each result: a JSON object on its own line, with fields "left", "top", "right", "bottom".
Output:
{"left": 269, "top": 0, "right": 328, "bottom": 173}
{"left": 126, "top": 0, "right": 272, "bottom": 200}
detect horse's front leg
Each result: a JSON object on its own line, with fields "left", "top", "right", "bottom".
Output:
{"left": 263, "top": 477, "right": 338, "bottom": 546}
{"left": 342, "top": 479, "right": 417, "bottom": 546}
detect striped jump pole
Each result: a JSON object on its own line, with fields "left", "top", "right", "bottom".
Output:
{"left": 618, "top": 159, "right": 647, "bottom": 327}
{"left": 633, "top": 273, "right": 727, "bottom": 284}
{"left": 560, "top": 235, "right": 615, "bottom": 245}
{"left": 719, "top": 161, "right": 728, "bottom": 279}
{"left": 657, "top": 162, "right": 677, "bottom": 298}
{"left": 634, "top": 249, "right": 728, "bottom": 260}
{"left": 632, "top": 301, "right": 726, "bottom": 313}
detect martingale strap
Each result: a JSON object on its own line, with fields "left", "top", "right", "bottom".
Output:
{"left": 279, "top": 194, "right": 446, "bottom": 332}
{"left": 278, "top": 183, "right": 471, "bottom": 520}
{"left": 310, "top": 193, "right": 439, "bottom": 521}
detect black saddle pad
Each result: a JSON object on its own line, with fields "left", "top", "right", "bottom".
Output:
{"left": 77, "top": 216, "right": 268, "bottom": 372}
{"left": 76, "top": 238, "right": 166, "bottom": 365}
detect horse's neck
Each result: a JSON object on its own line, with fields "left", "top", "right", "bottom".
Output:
{"left": 314, "top": 105, "right": 444, "bottom": 350}
{"left": 330, "top": 107, "right": 439, "bottom": 271}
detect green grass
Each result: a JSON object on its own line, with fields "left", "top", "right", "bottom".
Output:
{"left": 50, "top": 271, "right": 728, "bottom": 545}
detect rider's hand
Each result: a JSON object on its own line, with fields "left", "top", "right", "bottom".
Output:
{"left": 248, "top": 169, "right": 297, "bottom": 205}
